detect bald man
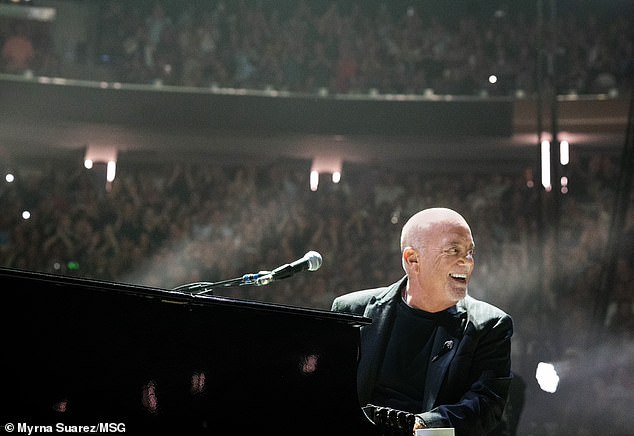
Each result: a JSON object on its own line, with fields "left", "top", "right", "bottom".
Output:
{"left": 332, "top": 208, "right": 513, "bottom": 435}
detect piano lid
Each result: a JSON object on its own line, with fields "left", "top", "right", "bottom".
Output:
{"left": 1, "top": 267, "right": 374, "bottom": 435}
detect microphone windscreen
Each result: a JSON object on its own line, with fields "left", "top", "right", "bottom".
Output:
{"left": 305, "top": 251, "right": 323, "bottom": 271}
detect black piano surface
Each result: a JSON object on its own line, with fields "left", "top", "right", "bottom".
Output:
{"left": 1, "top": 267, "right": 375, "bottom": 435}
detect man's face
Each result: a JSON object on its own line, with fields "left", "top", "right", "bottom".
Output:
{"left": 418, "top": 221, "right": 475, "bottom": 305}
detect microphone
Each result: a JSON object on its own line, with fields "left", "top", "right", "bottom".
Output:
{"left": 255, "top": 251, "right": 322, "bottom": 285}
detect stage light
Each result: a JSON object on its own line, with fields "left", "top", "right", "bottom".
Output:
{"left": 310, "top": 156, "right": 343, "bottom": 191}
{"left": 310, "top": 170, "right": 319, "bottom": 192}
{"left": 561, "top": 176, "right": 568, "bottom": 194}
{"left": 560, "top": 140, "right": 569, "bottom": 165}
{"left": 536, "top": 362, "right": 559, "bottom": 393}
{"left": 106, "top": 160, "right": 116, "bottom": 182}
{"left": 84, "top": 145, "right": 118, "bottom": 187}
{"left": 541, "top": 140, "right": 551, "bottom": 190}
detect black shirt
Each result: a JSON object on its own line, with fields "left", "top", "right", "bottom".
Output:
{"left": 371, "top": 297, "right": 444, "bottom": 413}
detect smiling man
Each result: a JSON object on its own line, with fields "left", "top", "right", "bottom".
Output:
{"left": 331, "top": 208, "right": 513, "bottom": 436}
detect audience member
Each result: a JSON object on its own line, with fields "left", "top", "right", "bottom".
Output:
{"left": 1, "top": 21, "right": 35, "bottom": 74}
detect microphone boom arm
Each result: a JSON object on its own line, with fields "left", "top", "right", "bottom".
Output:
{"left": 171, "top": 251, "right": 322, "bottom": 295}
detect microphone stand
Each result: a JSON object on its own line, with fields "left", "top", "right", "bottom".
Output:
{"left": 171, "top": 251, "right": 321, "bottom": 296}
{"left": 172, "top": 271, "right": 272, "bottom": 296}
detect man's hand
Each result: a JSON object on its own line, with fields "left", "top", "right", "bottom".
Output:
{"left": 413, "top": 415, "right": 427, "bottom": 433}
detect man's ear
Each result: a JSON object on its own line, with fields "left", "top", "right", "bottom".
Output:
{"left": 403, "top": 247, "right": 418, "bottom": 268}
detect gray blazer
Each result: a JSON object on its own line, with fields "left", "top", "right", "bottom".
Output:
{"left": 331, "top": 276, "right": 513, "bottom": 435}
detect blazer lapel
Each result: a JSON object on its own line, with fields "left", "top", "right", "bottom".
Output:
{"left": 422, "top": 305, "right": 468, "bottom": 411}
{"left": 357, "top": 279, "right": 403, "bottom": 405}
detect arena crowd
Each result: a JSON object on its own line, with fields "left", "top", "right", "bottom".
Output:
{"left": 1, "top": 0, "right": 632, "bottom": 96}
{"left": 1, "top": 149, "right": 632, "bottom": 434}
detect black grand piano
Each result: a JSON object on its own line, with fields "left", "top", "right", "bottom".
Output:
{"left": 1, "top": 267, "right": 376, "bottom": 435}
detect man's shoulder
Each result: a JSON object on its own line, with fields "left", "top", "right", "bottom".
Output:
{"left": 335, "top": 287, "right": 387, "bottom": 301}
{"left": 461, "top": 295, "right": 512, "bottom": 322}
{"left": 333, "top": 287, "right": 385, "bottom": 305}
{"left": 460, "top": 295, "right": 514, "bottom": 336}
{"left": 331, "top": 279, "right": 403, "bottom": 314}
